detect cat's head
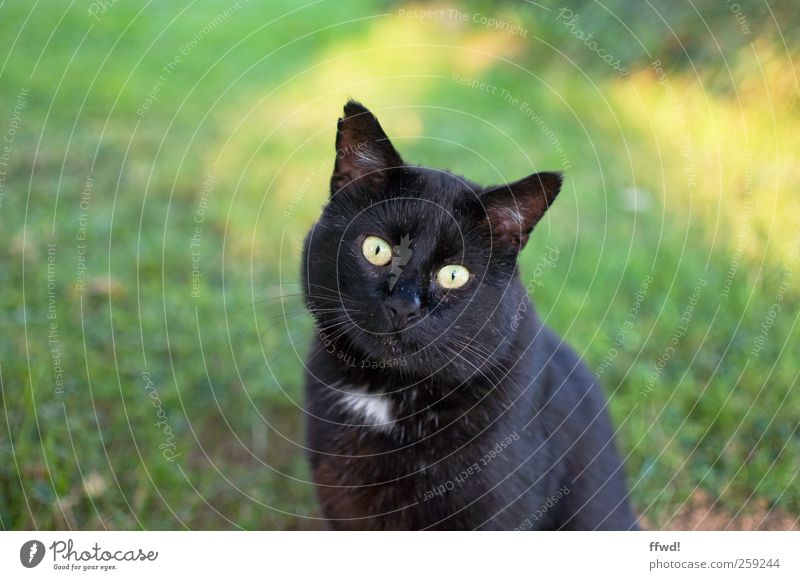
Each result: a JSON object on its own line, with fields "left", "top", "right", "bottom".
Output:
{"left": 302, "top": 101, "right": 561, "bottom": 379}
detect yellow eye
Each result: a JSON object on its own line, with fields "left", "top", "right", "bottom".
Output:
{"left": 436, "top": 264, "right": 470, "bottom": 289}
{"left": 361, "top": 235, "right": 393, "bottom": 266}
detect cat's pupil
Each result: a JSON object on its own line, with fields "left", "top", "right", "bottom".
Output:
{"left": 374, "top": 245, "right": 380, "bottom": 255}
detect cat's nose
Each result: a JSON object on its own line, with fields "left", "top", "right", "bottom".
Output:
{"left": 385, "top": 295, "right": 421, "bottom": 330}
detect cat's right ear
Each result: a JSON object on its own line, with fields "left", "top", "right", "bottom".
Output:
{"left": 479, "top": 171, "right": 562, "bottom": 253}
{"left": 331, "top": 100, "right": 403, "bottom": 195}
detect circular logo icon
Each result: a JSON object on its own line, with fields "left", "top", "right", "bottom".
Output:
{"left": 20, "top": 540, "right": 46, "bottom": 568}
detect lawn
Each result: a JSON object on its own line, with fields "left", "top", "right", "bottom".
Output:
{"left": 1, "top": 0, "right": 798, "bottom": 530}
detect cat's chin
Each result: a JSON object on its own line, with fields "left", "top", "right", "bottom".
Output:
{"left": 383, "top": 334, "right": 416, "bottom": 356}
{"left": 368, "top": 333, "right": 432, "bottom": 365}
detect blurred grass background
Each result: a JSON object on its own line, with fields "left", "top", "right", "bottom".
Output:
{"left": 0, "top": 0, "right": 798, "bottom": 529}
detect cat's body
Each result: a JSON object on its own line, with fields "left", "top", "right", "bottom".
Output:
{"left": 302, "top": 101, "right": 638, "bottom": 530}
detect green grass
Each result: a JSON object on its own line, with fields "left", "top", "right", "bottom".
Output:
{"left": 1, "top": 0, "right": 798, "bottom": 529}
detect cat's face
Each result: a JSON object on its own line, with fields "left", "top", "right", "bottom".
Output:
{"left": 302, "top": 101, "right": 561, "bottom": 377}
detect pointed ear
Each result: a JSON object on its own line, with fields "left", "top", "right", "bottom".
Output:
{"left": 480, "top": 171, "right": 562, "bottom": 252}
{"left": 331, "top": 100, "right": 403, "bottom": 195}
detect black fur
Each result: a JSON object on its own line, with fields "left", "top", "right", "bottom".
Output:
{"left": 301, "top": 101, "right": 639, "bottom": 530}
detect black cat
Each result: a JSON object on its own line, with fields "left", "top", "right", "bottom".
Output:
{"left": 301, "top": 101, "right": 639, "bottom": 530}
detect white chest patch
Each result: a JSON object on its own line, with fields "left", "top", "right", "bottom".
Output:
{"left": 339, "top": 387, "right": 394, "bottom": 433}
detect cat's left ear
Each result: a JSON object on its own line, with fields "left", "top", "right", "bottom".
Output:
{"left": 331, "top": 100, "right": 403, "bottom": 195}
{"left": 479, "top": 171, "right": 562, "bottom": 252}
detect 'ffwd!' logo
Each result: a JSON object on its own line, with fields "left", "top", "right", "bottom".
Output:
{"left": 20, "top": 540, "right": 46, "bottom": 568}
